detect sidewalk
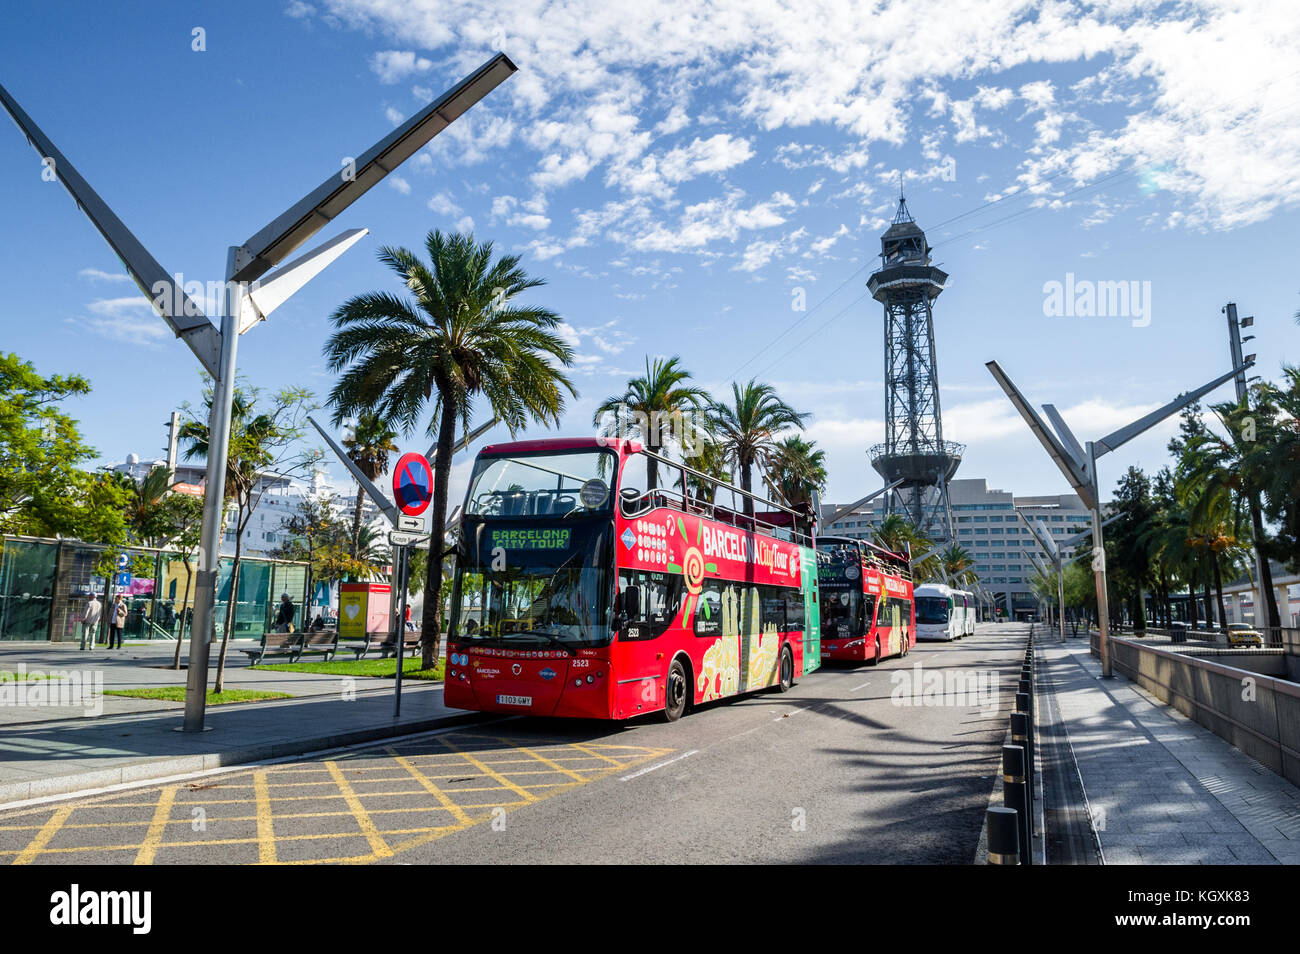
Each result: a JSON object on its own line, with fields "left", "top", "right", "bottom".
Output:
{"left": 0, "top": 643, "right": 476, "bottom": 805}
{"left": 1041, "top": 638, "right": 1300, "bottom": 864}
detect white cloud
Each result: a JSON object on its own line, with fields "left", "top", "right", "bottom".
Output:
{"left": 78, "top": 268, "right": 131, "bottom": 283}
{"left": 306, "top": 0, "right": 1300, "bottom": 242}
{"left": 370, "top": 50, "right": 432, "bottom": 84}
{"left": 388, "top": 175, "right": 411, "bottom": 194}
{"left": 427, "top": 192, "right": 461, "bottom": 216}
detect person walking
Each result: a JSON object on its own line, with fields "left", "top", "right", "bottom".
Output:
{"left": 80, "top": 593, "right": 102, "bottom": 651}
{"left": 108, "top": 593, "right": 127, "bottom": 649}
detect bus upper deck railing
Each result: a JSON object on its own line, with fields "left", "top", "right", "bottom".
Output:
{"left": 619, "top": 485, "right": 815, "bottom": 548}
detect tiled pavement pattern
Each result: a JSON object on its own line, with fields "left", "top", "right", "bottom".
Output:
{"left": 0, "top": 730, "right": 673, "bottom": 865}
{"left": 1044, "top": 641, "right": 1300, "bottom": 865}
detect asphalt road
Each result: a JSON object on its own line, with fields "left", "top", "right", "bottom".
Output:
{"left": 1, "top": 623, "right": 1030, "bottom": 865}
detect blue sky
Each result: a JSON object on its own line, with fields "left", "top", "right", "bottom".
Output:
{"left": 2, "top": 0, "right": 1297, "bottom": 510}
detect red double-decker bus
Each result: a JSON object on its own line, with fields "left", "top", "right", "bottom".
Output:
{"left": 443, "top": 437, "right": 821, "bottom": 721}
{"left": 815, "top": 535, "right": 914, "bottom": 664}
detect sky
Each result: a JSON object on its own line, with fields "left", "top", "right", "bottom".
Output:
{"left": 2, "top": 0, "right": 1298, "bottom": 513}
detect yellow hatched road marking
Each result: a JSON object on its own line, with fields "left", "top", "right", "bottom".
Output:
{"left": 134, "top": 786, "right": 177, "bottom": 865}
{"left": 387, "top": 748, "right": 473, "bottom": 827}
{"left": 437, "top": 737, "right": 539, "bottom": 803}
{"left": 499, "top": 738, "right": 590, "bottom": 782}
{"left": 13, "top": 805, "right": 73, "bottom": 864}
{"left": 566, "top": 742, "right": 627, "bottom": 768}
{"left": 325, "top": 761, "right": 392, "bottom": 859}
{"left": 253, "top": 771, "right": 277, "bottom": 864}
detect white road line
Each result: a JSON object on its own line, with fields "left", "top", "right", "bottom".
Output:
{"left": 620, "top": 749, "right": 698, "bottom": 781}
{"left": 850, "top": 681, "right": 873, "bottom": 692}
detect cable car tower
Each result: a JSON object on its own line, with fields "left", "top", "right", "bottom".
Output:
{"left": 867, "top": 193, "right": 962, "bottom": 541}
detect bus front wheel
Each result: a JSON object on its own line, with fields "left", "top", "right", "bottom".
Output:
{"left": 662, "top": 659, "right": 688, "bottom": 722}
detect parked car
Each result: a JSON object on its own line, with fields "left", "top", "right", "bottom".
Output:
{"left": 1225, "top": 623, "right": 1263, "bottom": 648}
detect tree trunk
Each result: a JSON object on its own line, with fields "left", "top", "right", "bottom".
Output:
{"left": 739, "top": 455, "right": 754, "bottom": 518}
{"left": 1212, "top": 555, "right": 1228, "bottom": 632}
{"left": 171, "top": 559, "right": 193, "bottom": 670}
{"left": 215, "top": 535, "right": 242, "bottom": 694}
{"left": 1250, "top": 501, "right": 1280, "bottom": 628}
{"left": 1202, "top": 569, "right": 1213, "bottom": 632}
{"left": 1188, "top": 574, "right": 1199, "bottom": 628}
{"left": 352, "top": 484, "right": 365, "bottom": 559}
{"left": 421, "top": 395, "right": 458, "bottom": 671}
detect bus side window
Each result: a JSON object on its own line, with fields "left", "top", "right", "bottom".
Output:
{"left": 694, "top": 581, "right": 723, "bottom": 637}
{"left": 618, "top": 570, "right": 680, "bottom": 640}
{"left": 785, "top": 590, "right": 805, "bottom": 633}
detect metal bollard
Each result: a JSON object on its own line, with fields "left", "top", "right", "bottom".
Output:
{"left": 986, "top": 806, "right": 1020, "bottom": 865}
{"left": 1015, "top": 690, "right": 1035, "bottom": 822}
{"left": 1002, "top": 744, "right": 1031, "bottom": 865}
{"left": 1011, "top": 709, "right": 1033, "bottom": 822}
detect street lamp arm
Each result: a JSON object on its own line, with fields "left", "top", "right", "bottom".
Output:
{"left": 308, "top": 415, "right": 400, "bottom": 525}
{"left": 0, "top": 82, "right": 219, "bottom": 375}
{"left": 986, "top": 361, "right": 1094, "bottom": 508}
{"left": 231, "top": 53, "right": 517, "bottom": 283}
{"left": 1093, "top": 363, "right": 1252, "bottom": 457}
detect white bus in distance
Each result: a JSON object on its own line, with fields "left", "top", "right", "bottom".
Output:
{"left": 914, "top": 583, "right": 975, "bottom": 641}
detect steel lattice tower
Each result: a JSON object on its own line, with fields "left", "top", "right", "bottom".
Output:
{"left": 867, "top": 195, "right": 962, "bottom": 541}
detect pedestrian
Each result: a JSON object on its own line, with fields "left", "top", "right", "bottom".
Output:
{"left": 108, "top": 593, "right": 127, "bottom": 649}
{"left": 275, "top": 592, "right": 296, "bottom": 633}
{"left": 80, "top": 593, "right": 102, "bottom": 651}
{"left": 404, "top": 603, "right": 415, "bottom": 632}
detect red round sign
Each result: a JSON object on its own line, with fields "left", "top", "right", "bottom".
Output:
{"left": 393, "top": 452, "right": 433, "bottom": 516}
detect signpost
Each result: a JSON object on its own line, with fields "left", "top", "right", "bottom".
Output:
{"left": 308, "top": 413, "right": 483, "bottom": 716}
{"left": 389, "top": 452, "right": 432, "bottom": 716}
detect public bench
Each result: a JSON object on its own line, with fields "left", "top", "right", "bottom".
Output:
{"left": 297, "top": 628, "right": 340, "bottom": 662}
{"left": 348, "top": 630, "right": 422, "bottom": 660}
{"left": 240, "top": 631, "right": 305, "bottom": 664}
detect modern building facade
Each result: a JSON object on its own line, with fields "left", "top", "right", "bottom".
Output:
{"left": 823, "top": 477, "right": 1092, "bottom": 619}
{"left": 107, "top": 455, "right": 387, "bottom": 560}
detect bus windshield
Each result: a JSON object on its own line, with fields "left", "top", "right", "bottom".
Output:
{"left": 821, "top": 587, "right": 860, "bottom": 637}
{"left": 915, "top": 596, "right": 950, "bottom": 624}
{"left": 450, "top": 520, "right": 614, "bottom": 649}
{"left": 464, "top": 448, "right": 617, "bottom": 518}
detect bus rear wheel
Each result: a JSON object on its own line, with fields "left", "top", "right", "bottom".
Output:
{"left": 662, "top": 659, "right": 688, "bottom": 722}
{"left": 775, "top": 645, "right": 794, "bottom": 692}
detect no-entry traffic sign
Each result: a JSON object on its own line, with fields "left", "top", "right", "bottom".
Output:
{"left": 393, "top": 452, "right": 433, "bottom": 516}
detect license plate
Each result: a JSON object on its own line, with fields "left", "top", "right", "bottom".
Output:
{"left": 496, "top": 694, "right": 532, "bottom": 706}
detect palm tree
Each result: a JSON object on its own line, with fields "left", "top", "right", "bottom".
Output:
{"left": 707, "top": 379, "right": 808, "bottom": 517}
{"left": 677, "top": 437, "right": 731, "bottom": 505}
{"left": 340, "top": 411, "right": 399, "bottom": 559}
{"left": 938, "top": 543, "right": 976, "bottom": 587}
{"left": 324, "top": 231, "right": 576, "bottom": 669}
{"left": 592, "top": 356, "right": 709, "bottom": 490}
{"left": 121, "top": 465, "right": 174, "bottom": 546}
{"left": 1183, "top": 396, "right": 1281, "bottom": 628}
{"left": 873, "top": 514, "right": 937, "bottom": 578}
{"left": 353, "top": 523, "right": 392, "bottom": 577}
{"left": 764, "top": 435, "right": 827, "bottom": 510}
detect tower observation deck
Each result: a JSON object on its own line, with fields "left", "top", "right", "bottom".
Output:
{"left": 866, "top": 195, "right": 961, "bottom": 539}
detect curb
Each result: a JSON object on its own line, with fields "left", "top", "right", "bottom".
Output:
{"left": 0, "top": 710, "right": 488, "bottom": 807}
